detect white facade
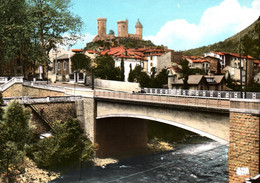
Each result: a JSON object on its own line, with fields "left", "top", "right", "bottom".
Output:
{"left": 147, "top": 56, "right": 158, "bottom": 75}
{"left": 114, "top": 57, "right": 142, "bottom": 82}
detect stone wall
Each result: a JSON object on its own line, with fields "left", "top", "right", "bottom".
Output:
{"left": 229, "top": 100, "right": 260, "bottom": 183}
{"left": 2, "top": 84, "right": 67, "bottom": 98}
{"left": 28, "top": 102, "right": 76, "bottom": 135}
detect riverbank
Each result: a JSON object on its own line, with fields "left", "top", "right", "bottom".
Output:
{"left": 1, "top": 139, "right": 176, "bottom": 182}
{"left": 0, "top": 157, "right": 60, "bottom": 183}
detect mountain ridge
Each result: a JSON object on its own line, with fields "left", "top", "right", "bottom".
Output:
{"left": 183, "top": 16, "right": 260, "bottom": 58}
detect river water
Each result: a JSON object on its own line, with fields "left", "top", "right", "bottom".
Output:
{"left": 52, "top": 137, "right": 228, "bottom": 183}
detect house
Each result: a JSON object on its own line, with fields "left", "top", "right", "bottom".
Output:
{"left": 170, "top": 75, "right": 227, "bottom": 91}
{"left": 171, "top": 75, "right": 208, "bottom": 90}
{"left": 205, "top": 75, "right": 227, "bottom": 91}
{"left": 204, "top": 51, "right": 254, "bottom": 84}
{"left": 204, "top": 56, "right": 221, "bottom": 74}
{"left": 100, "top": 46, "right": 147, "bottom": 82}
{"left": 183, "top": 56, "right": 210, "bottom": 74}
{"left": 167, "top": 64, "right": 182, "bottom": 89}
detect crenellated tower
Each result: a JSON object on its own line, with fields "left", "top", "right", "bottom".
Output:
{"left": 97, "top": 18, "right": 107, "bottom": 36}
{"left": 117, "top": 19, "right": 128, "bottom": 37}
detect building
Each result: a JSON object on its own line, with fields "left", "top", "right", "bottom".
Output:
{"left": 93, "top": 18, "right": 143, "bottom": 42}
{"left": 169, "top": 75, "right": 227, "bottom": 91}
{"left": 204, "top": 51, "right": 254, "bottom": 84}
{"left": 184, "top": 56, "right": 210, "bottom": 74}
{"left": 171, "top": 75, "right": 208, "bottom": 90}
{"left": 100, "top": 46, "right": 146, "bottom": 82}
{"left": 167, "top": 64, "right": 183, "bottom": 89}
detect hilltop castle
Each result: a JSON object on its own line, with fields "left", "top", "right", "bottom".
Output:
{"left": 92, "top": 18, "right": 143, "bottom": 42}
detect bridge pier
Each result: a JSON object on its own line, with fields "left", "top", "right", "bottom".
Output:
{"left": 76, "top": 97, "right": 96, "bottom": 142}
{"left": 229, "top": 99, "right": 260, "bottom": 183}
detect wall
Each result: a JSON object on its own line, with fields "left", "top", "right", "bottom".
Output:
{"left": 27, "top": 102, "right": 76, "bottom": 135}
{"left": 229, "top": 99, "right": 260, "bottom": 183}
{"left": 2, "top": 84, "right": 67, "bottom": 98}
{"left": 86, "top": 78, "right": 140, "bottom": 92}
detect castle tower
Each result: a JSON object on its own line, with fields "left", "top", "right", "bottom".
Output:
{"left": 135, "top": 19, "right": 143, "bottom": 40}
{"left": 97, "top": 18, "right": 107, "bottom": 36}
{"left": 117, "top": 19, "right": 128, "bottom": 37}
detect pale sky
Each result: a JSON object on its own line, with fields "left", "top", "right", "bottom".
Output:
{"left": 70, "top": 0, "right": 260, "bottom": 51}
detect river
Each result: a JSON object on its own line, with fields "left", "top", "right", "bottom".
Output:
{"left": 52, "top": 136, "right": 228, "bottom": 183}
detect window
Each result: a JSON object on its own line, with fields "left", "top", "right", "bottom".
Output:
{"left": 58, "top": 62, "right": 60, "bottom": 70}
{"left": 63, "top": 61, "right": 66, "bottom": 70}
{"left": 150, "top": 62, "right": 153, "bottom": 67}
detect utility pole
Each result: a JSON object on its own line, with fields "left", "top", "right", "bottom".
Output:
{"left": 239, "top": 33, "right": 243, "bottom": 98}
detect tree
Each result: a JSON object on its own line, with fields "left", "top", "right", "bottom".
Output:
{"left": 26, "top": 0, "right": 83, "bottom": 77}
{"left": 32, "top": 118, "right": 93, "bottom": 169}
{"left": 130, "top": 65, "right": 151, "bottom": 87}
{"left": 128, "top": 64, "right": 134, "bottom": 82}
{"left": 0, "top": 92, "right": 3, "bottom": 120}
{"left": 109, "top": 30, "right": 115, "bottom": 35}
{"left": 0, "top": 101, "right": 33, "bottom": 180}
{"left": 71, "top": 53, "right": 91, "bottom": 72}
{"left": 94, "top": 55, "right": 121, "bottom": 81}
{"left": 120, "top": 60, "right": 125, "bottom": 81}
{"left": 0, "top": 0, "right": 31, "bottom": 76}
{"left": 150, "top": 69, "right": 168, "bottom": 88}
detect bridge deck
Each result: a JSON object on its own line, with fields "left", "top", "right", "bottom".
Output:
{"left": 95, "top": 90, "right": 231, "bottom": 110}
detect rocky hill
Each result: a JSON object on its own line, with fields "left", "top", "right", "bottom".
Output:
{"left": 85, "top": 37, "right": 156, "bottom": 50}
{"left": 183, "top": 16, "right": 260, "bottom": 58}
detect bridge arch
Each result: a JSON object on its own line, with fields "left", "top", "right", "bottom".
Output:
{"left": 97, "top": 114, "right": 228, "bottom": 144}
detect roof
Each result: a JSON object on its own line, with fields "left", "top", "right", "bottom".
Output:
{"left": 211, "top": 51, "right": 254, "bottom": 59}
{"left": 192, "top": 59, "right": 209, "bottom": 63}
{"left": 86, "top": 50, "right": 99, "bottom": 54}
{"left": 135, "top": 19, "right": 143, "bottom": 28}
{"left": 71, "top": 49, "right": 84, "bottom": 52}
{"left": 100, "top": 46, "right": 148, "bottom": 60}
{"left": 173, "top": 75, "right": 205, "bottom": 85}
{"left": 205, "top": 75, "right": 225, "bottom": 84}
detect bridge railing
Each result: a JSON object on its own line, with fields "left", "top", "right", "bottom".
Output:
{"left": 3, "top": 96, "right": 82, "bottom": 105}
{"left": 0, "top": 77, "right": 23, "bottom": 91}
{"left": 95, "top": 90, "right": 230, "bottom": 109}
{"left": 143, "top": 88, "right": 260, "bottom": 100}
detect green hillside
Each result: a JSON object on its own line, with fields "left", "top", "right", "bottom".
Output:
{"left": 183, "top": 16, "right": 260, "bottom": 58}
{"left": 85, "top": 37, "right": 155, "bottom": 50}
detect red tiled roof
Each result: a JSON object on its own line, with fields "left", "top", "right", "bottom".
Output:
{"left": 212, "top": 51, "right": 254, "bottom": 59}
{"left": 192, "top": 59, "right": 209, "bottom": 63}
{"left": 99, "top": 46, "right": 148, "bottom": 60}
{"left": 86, "top": 50, "right": 98, "bottom": 54}
{"left": 71, "top": 49, "right": 84, "bottom": 52}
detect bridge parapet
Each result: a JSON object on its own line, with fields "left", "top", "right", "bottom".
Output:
{"left": 0, "top": 77, "right": 23, "bottom": 91}
{"left": 144, "top": 88, "right": 260, "bottom": 100}
{"left": 95, "top": 90, "right": 230, "bottom": 110}
{"left": 3, "top": 96, "right": 82, "bottom": 105}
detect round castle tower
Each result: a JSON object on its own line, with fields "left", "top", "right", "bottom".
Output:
{"left": 97, "top": 18, "right": 107, "bottom": 36}
{"left": 135, "top": 19, "right": 143, "bottom": 40}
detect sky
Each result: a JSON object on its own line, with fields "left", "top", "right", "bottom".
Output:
{"left": 69, "top": 0, "right": 260, "bottom": 51}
